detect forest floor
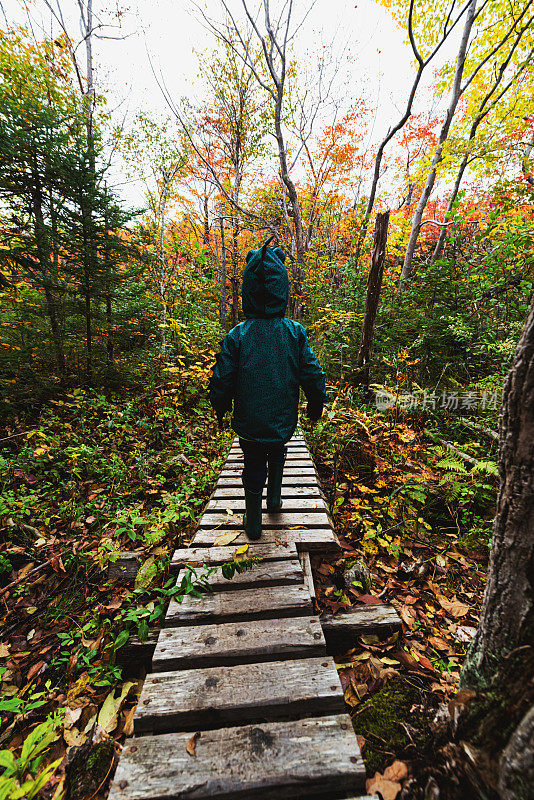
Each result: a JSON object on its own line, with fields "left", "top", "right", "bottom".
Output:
{"left": 0, "top": 386, "right": 496, "bottom": 799}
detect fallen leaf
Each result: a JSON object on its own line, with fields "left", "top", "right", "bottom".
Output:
{"left": 186, "top": 731, "right": 200, "bottom": 757}
{"left": 97, "top": 681, "right": 136, "bottom": 734}
{"left": 122, "top": 706, "right": 136, "bottom": 737}
{"left": 384, "top": 760, "right": 408, "bottom": 781}
{"left": 64, "top": 727, "right": 87, "bottom": 748}
{"left": 213, "top": 531, "right": 241, "bottom": 547}
{"left": 439, "top": 597, "right": 470, "bottom": 617}
{"left": 27, "top": 660, "right": 45, "bottom": 681}
{"left": 0, "top": 644, "right": 10, "bottom": 657}
{"left": 234, "top": 544, "right": 249, "bottom": 557}
{"left": 367, "top": 772, "right": 401, "bottom": 800}
{"left": 428, "top": 635, "right": 450, "bottom": 651}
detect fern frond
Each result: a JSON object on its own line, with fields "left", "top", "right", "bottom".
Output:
{"left": 435, "top": 457, "right": 469, "bottom": 474}
{"left": 472, "top": 460, "right": 499, "bottom": 476}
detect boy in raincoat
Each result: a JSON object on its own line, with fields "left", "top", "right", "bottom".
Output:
{"left": 208, "top": 236, "right": 328, "bottom": 540}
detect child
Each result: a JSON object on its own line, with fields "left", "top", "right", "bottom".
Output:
{"left": 208, "top": 236, "right": 327, "bottom": 540}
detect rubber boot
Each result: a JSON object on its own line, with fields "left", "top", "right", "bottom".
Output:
{"left": 243, "top": 489, "right": 262, "bottom": 540}
{"left": 266, "top": 460, "right": 284, "bottom": 512}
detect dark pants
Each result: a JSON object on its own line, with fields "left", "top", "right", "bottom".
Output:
{"left": 239, "top": 438, "right": 287, "bottom": 493}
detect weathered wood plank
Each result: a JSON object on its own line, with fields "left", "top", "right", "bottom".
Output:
{"left": 107, "top": 542, "right": 297, "bottom": 581}
{"left": 176, "top": 559, "right": 304, "bottom": 591}
{"left": 211, "top": 485, "right": 321, "bottom": 499}
{"left": 205, "top": 497, "right": 327, "bottom": 513}
{"left": 225, "top": 458, "right": 313, "bottom": 467}
{"left": 321, "top": 604, "right": 402, "bottom": 651}
{"left": 197, "top": 511, "right": 330, "bottom": 529}
{"left": 135, "top": 657, "right": 344, "bottom": 733}
{"left": 192, "top": 528, "right": 339, "bottom": 552}
{"left": 171, "top": 541, "right": 297, "bottom": 568}
{"left": 220, "top": 465, "right": 316, "bottom": 476}
{"left": 108, "top": 714, "right": 365, "bottom": 800}
{"left": 217, "top": 474, "right": 319, "bottom": 486}
{"left": 226, "top": 453, "right": 310, "bottom": 463}
{"left": 299, "top": 551, "right": 316, "bottom": 602}
{"left": 152, "top": 616, "right": 326, "bottom": 672}
{"left": 165, "top": 583, "right": 312, "bottom": 627}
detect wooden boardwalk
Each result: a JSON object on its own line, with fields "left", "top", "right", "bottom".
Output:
{"left": 109, "top": 435, "right": 392, "bottom": 800}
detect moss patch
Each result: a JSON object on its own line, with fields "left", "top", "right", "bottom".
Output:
{"left": 352, "top": 676, "right": 432, "bottom": 775}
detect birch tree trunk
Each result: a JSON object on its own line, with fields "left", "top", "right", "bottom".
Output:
{"left": 398, "top": 0, "right": 477, "bottom": 292}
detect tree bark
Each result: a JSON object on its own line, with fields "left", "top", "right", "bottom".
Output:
{"left": 355, "top": 211, "right": 390, "bottom": 385}
{"left": 461, "top": 300, "right": 534, "bottom": 692}
{"left": 219, "top": 218, "right": 227, "bottom": 332}
{"left": 398, "top": 0, "right": 477, "bottom": 292}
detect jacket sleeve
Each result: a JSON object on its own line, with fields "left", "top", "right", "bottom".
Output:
{"left": 298, "top": 326, "right": 328, "bottom": 412}
{"left": 208, "top": 331, "right": 239, "bottom": 416}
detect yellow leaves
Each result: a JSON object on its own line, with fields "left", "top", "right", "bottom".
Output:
{"left": 97, "top": 681, "right": 136, "bottom": 734}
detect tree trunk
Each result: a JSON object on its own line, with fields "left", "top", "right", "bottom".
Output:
{"left": 219, "top": 218, "right": 227, "bottom": 332}
{"left": 355, "top": 211, "right": 390, "bottom": 386}
{"left": 159, "top": 170, "right": 170, "bottom": 360}
{"left": 31, "top": 170, "right": 65, "bottom": 375}
{"left": 231, "top": 217, "right": 239, "bottom": 327}
{"left": 398, "top": 0, "right": 477, "bottom": 292}
{"left": 460, "top": 300, "right": 534, "bottom": 693}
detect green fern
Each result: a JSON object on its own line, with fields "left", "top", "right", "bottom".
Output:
{"left": 472, "top": 460, "right": 498, "bottom": 476}
{"left": 435, "top": 456, "right": 469, "bottom": 474}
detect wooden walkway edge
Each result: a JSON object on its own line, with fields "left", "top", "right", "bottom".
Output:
{"left": 109, "top": 434, "right": 398, "bottom": 800}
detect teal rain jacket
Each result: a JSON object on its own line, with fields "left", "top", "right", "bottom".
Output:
{"left": 208, "top": 239, "right": 328, "bottom": 445}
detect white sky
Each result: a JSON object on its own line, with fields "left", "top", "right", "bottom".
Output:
{"left": 3, "top": 0, "right": 456, "bottom": 206}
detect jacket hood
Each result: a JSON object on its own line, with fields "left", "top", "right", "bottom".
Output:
{"left": 242, "top": 239, "right": 288, "bottom": 318}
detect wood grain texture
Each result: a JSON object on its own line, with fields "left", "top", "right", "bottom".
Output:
{"left": 224, "top": 459, "right": 313, "bottom": 468}
{"left": 192, "top": 528, "right": 339, "bottom": 552}
{"left": 107, "top": 542, "right": 298, "bottom": 581}
{"left": 165, "top": 583, "right": 312, "bottom": 627}
{"left": 299, "top": 551, "right": 316, "bottom": 601}
{"left": 197, "top": 511, "right": 330, "bottom": 529}
{"left": 152, "top": 615, "right": 326, "bottom": 672}
{"left": 205, "top": 498, "right": 327, "bottom": 513}
{"left": 217, "top": 474, "right": 318, "bottom": 486}
{"left": 175, "top": 559, "right": 304, "bottom": 591}
{"left": 321, "top": 604, "right": 402, "bottom": 650}
{"left": 220, "top": 466, "right": 316, "bottom": 476}
{"left": 211, "top": 485, "right": 321, "bottom": 499}
{"left": 171, "top": 541, "right": 298, "bottom": 568}
{"left": 108, "top": 714, "right": 365, "bottom": 800}
{"left": 225, "top": 453, "right": 310, "bottom": 463}
{"left": 134, "top": 657, "right": 344, "bottom": 733}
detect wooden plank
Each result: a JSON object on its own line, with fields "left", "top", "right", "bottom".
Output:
{"left": 217, "top": 475, "right": 319, "bottom": 487}
{"left": 152, "top": 615, "right": 326, "bottom": 672}
{"left": 192, "top": 528, "right": 339, "bottom": 552}
{"left": 165, "top": 583, "right": 312, "bottom": 627}
{"left": 135, "top": 657, "right": 344, "bottom": 733}
{"left": 197, "top": 511, "right": 330, "bottom": 529}
{"left": 299, "top": 551, "right": 316, "bottom": 602}
{"left": 108, "top": 714, "right": 365, "bottom": 800}
{"left": 225, "top": 458, "right": 313, "bottom": 467}
{"left": 226, "top": 452, "right": 310, "bottom": 462}
{"left": 171, "top": 541, "right": 297, "bottom": 568}
{"left": 321, "top": 605, "right": 402, "bottom": 651}
{"left": 228, "top": 444, "right": 309, "bottom": 452}
{"left": 220, "top": 465, "right": 316, "bottom": 476}
{"left": 211, "top": 485, "right": 322, "bottom": 499}
{"left": 176, "top": 559, "right": 304, "bottom": 591}
{"left": 107, "top": 542, "right": 297, "bottom": 581}
{"left": 205, "top": 497, "right": 327, "bottom": 513}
